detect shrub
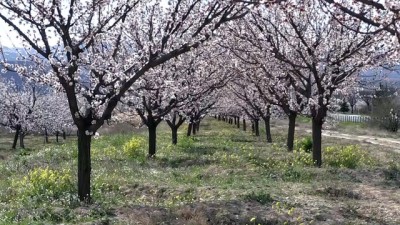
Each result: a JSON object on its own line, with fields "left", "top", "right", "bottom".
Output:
{"left": 11, "top": 167, "right": 73, "bottom": 201}
{"left": 324, "top": 145, "right": 373, "bottom": 169}
{"left": 123, "top": 137, "right": 145, "bottom": 159}
{"left": 295, "top": 137, "right": 312, "bottom": 153}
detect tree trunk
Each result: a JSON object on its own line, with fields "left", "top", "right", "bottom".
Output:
{"left": 77, "top": 130, "right": 92, "bottom": 202}
{"left": 63, "top": 130, "right": 66, "bottom": 140}
{"left": 192, "top": 122, "right": 197, "bottom": 135}
{"left": 19, "top": 132, "right": 25, "bottom": 149}
{"left": 167, "top": 115, "right": 185, "bottom": 145}
{"left": 12, "top": 127, "right": 20, "bottom": 149}
{"left": 234, "top": 117, "right": 237, "bottom": 125}
{"left": 56, "top": 131, "right": 59, "bottom": 143}
{"left": 236, "top": 117, "right": 240, "bottom": 129}
{"left": 171, "top": 127, "right": 178, "bottom": 145}
{"left": 196, "top": 121, "right": 200, "bottom": 132}
{"left": 148, "top": 125, "right": 157, "bottom": 157}
{"left": 44, "top": 128, "right": 49, "bottom": 144}
{"left": 366, "top": 102, "right": 371, "bottom": 112}
{"left": 251, "top": 122, "right": 255, "bottom": 133}
{"left": 287, "top": 113, "right": 297, "bottom": 151}
{"left": 243, "top": 119, "right": 246, "bottom": 131}
{"left": 187, "top": 123, "right": 192, "bottom": 137}
{"left": 255, "top": 119, "right": 260, "bottom": 136}
{"left": 263, "top": 116, "right": 272, "bottom": 143}
{"left": 218, "top": 115, "right": 221, "bottom": 121}
{"left": 312, "top": 117, "right": 323, "bottom": 167}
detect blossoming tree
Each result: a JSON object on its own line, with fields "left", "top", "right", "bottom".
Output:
{"left": 0, "top": 0, "right": 248, "bottom": 201}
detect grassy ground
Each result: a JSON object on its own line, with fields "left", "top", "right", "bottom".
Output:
{"left": 0, "top": 118, "right": 399, "bottom": 224}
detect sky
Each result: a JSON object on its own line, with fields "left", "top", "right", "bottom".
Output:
{"left": 0, "top": 0, "right": 169, "bottom": 48}
{"left": 0, "top": 20, "right": 17, "bottom": 48}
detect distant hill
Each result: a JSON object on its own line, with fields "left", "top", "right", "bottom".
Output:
{"left": 360, "top": 65, "right": 400, "bottom": 87}
{"left": 0, "top": 64, "right": 24, "bottom": 86}
{"left": 2, "top": 47, "right": 400, "bottom": 88}
{"left": 1, "top": 47, "right": 41, "bottom": 85}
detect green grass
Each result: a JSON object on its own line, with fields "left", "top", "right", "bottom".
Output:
{"left": 296, "top": 115, "right": 312, "bottom": 124}
{"left": 0, "top": 119, "right": 399, "bottom": 224}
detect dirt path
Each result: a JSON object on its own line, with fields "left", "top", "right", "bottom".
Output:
{"left": 302, "top": 129, "right": 400, "bottom": 153}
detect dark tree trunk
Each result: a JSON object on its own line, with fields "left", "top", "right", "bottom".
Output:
{"left": 12, "top": 126, "right": 20, "bottom": 149}
{"left": 192, "top": 122, "right": 197, "bottom": 135}
{"left": 366, "top": 102, "right": 371, "bottom": 112}
{"left": 171, "top": 127, "right": 178, "bottom": 145}
{"left": 251, "top": 122, "right": 255, "bottom": 133}
{"left": 254, "top": 119, "right": 260, "bottom": 136}
{"left": 44, "top": 128, "right": 49, "bottom": 144}
{"left": 263, "top": 116, "right": 272, "bottom": 143}
{"left": 19, "top": 132, "right": 25, "bottom": 149}
{"left": 148, "top": 124, "right": 157, "bottom": 157}
{"left": 234, "top": 117, "right": 237, "bottom": 125}
{"left": 236, "top": 117, "right": 240, "bottom": 129}
{"left": 166, "top": 115, "right": 185, "bottom": 145}
{"left": 243, "top": 119, "right": 246, "bottom": 131}
{"left": 287, "top": 113, "right": 297, "bottom": 151}
{"left": 187, "top": 123, "right": 192, "bottom": 137}
{"left": 77, "top": 130, "right": 92, "bottom": 202}
{"left": 312, "top": 117, "right": 323, "bottom": 167}
{"left": 56, "top": 131, "right": 59, "bottom": 143}
{"left": 351, "top": 105, "right": 354, "bottom": 114}
{"left": 218, "top": 115, "right": 221, "bottom": 121}
{"left": 63, "top": 130, "right": 66, "bottom": 140}
{"left": 196, "top": 121, "right": 200, "bottom": 132}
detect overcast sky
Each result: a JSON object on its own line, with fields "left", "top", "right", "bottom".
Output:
{"left": 0, "top": 20, "right": 17, "bottom": 48}
{"left": 0, "top": 0, "right": 169, "bottom": 48}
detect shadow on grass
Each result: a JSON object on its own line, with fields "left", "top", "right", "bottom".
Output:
{"left": 157, "top": 156, "right": 219, "bottom": 168}
{"left": 112, "top": 200, "right": 286, "bottom": 225}
{"left": 230, "top": 137, "right": 256, "bottom": 143}
{"left": 182, "top": 146, "right": 220, "bottom": 156}
{"left": 110, "top": 196, "right": 392, "bottom": 225}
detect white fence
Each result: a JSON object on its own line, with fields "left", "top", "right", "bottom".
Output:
{"left": 328, "top": 113, "right": 371, "bottom": 123}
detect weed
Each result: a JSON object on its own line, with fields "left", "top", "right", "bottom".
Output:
{"left": 244, "top": 191, "right": 274, "bottom": 205}
{"left": 11, "top": 167, "right": 74, "bottom": 201}
{"left": 294, "top": 137, "right": 312, "bottom": 153}
{"left": 178, "top": 136, "right": 195, "bottom": 150}
{"left": 123, "top": 137, "right": 145, "bottom": 160}
{"left": 324, "top": 145, "right": 374, "bottom": 169}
